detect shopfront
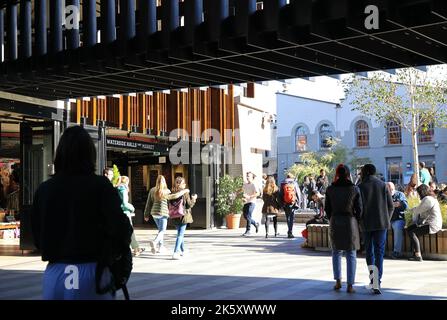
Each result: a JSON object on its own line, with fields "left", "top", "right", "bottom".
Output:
{"left": 0, "top": 93, "right": 67, "bottom": 251}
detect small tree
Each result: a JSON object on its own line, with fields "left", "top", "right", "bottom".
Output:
{"left": 345, "top": 67, "right": 447, "bottom": 183}
{"left": 286, "top": 139, "right": 368, "bottom": 183}
{"left": 216, "top": 175, "right": 244, "bottom": 216}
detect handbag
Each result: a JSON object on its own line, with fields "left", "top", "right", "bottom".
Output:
{"left": 168, "top": 197, "right": 185, "bottom": 218}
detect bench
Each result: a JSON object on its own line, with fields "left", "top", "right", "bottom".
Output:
{"left": 306, "top": 224, "right": 447, "bottom": 261}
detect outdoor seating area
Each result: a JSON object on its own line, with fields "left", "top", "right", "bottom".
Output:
{"left": 306, "top": 224, "right": 447, "bottom": 261}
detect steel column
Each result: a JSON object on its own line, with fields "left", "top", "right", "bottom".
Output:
{"left": 204, "top": 0, "right": 229, "bottom": 41}
{"left": 19, "top": 0, "right": 32, "bottom": 59}
{"left": 6, "top": 2, "right": 18, "bottom": 61}
{"left": 162, "top": 0, "right": 179, "bottom": 47}
{"left": 120, "top": 0, "right": 136, "bottom": 41}
{"left": 49, "top": 0, "right": 63, "bottom": 53}
{"left": 101, "top": 0, "right": 117, "bottom": 44}
{"left": 83, "top": 0, "right": 97, "bottom": 47}
{"left": 66, "top": 0, "right": 80, "bottom": 50}
{"left": 35, "top": 0, "right": 47, "bottom": 56}
{"left": 184, "top": 0, "right": 203, "bottom": 42}
{"left": 0, "top": 9, "right": 4, "bottom": 62}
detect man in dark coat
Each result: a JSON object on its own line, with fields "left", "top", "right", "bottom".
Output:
{"left": 358, "top": 164, "right": 394, "bottom": 295}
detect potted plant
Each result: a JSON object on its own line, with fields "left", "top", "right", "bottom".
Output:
{"left": 216, "top": 175, "right": 244, "bottom": 229}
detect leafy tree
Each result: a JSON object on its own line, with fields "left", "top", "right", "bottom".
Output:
{"left": 286, "top": 139, "right": 367, "bottom": 183}
{"left": 345, "top": 67, "right": 447, "bottom": 183}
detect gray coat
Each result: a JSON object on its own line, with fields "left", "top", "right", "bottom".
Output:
{"left": 358, "top": 176, "right": 394, "bottom": 232}
{"left": 325, "top": 180, "right": 363, "bottom": 251}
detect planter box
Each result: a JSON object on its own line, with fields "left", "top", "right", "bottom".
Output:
{"left": 306, "top": 224, "right": 447, "bottom": 261}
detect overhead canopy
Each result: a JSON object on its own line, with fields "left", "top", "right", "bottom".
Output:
{"left": 0, "top": 0, "right": 446, "bottom": 100}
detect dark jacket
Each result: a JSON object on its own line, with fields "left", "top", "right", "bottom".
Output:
{"left": 391, "top": 191, "right": 408, "bottom": 221}
{"left": 325, "top": 180, "right": 363, "bottom": 251}
{"left": 262, "top": 190, "right": 280, "bottom": 215}
{"left": 358, "top": 175, "right": 394, "bottom": 232}
{"left": 31, "top": 174, "right": 132, "bottom": 263}
{"left": 171, "top": 191, "right": 196, "bottom": 225}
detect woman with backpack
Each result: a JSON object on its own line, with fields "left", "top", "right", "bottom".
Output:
{"left": 117, "top": 176, "right": 145, "bottom": 257}
{"left": 169, "top": 177, "right": 197, "bottom": 260}
{"left": 262, "top": 176, "right": 281, "bottom": 238}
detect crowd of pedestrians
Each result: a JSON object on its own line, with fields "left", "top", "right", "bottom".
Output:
{"left": 29, "top": 125, "right": 445, "bottom": 300}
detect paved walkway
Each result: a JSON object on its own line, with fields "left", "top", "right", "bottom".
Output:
{"left": 0, "top": 223, "right": 446, "bottom": 300}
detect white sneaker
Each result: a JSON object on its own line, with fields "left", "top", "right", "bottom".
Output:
{"left": 365, "top": 283, "right": 373, "bottom": 290}
{"left": 172, "top": 252, "right": 182, "bottom": 260}
{"left": 149, "top": 241, "right": 157, "bottom": 254}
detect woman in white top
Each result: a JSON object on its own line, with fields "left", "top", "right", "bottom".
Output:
{"left": 407, "top": 184, "right": 443, "bottom": 262}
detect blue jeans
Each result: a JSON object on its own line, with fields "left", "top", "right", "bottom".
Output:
{"left": 174, "top": 224, "right": 187, "bottom": 253}
{"left": 364, "top": 230, "right": 387, "bottom": 284}
{"left": 243, "top": 203, "right": 257, "bottom": 232}
{"left": 153, "top": 216, "right": 168, "bottom": 247}
{"left": 284, "top": 205, "right": 296, "bottom": 234}
{"left": 43, "top": 263, "right": 114, "bottom": 300}
{"left": 391, "top": 220, "right": 405, "bottom": 255}
{"left": 332, "top": 250, "right": 357, "bottom": 285}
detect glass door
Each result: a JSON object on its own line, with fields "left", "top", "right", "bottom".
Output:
{"left": 20, "top": 121, "right": 61, "bottom": 251}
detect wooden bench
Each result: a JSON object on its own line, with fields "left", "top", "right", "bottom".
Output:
{"left": 306, "top": 224, "right": 447, "bottom": 261}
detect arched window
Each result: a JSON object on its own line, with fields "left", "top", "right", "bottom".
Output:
{"left": 295, "top": 126, "right": 307, "bottom": 152}
{"left": 418, "top": 122, "right": 434, "bottom": 143}
{"left": 320, "top": 123, "right": 333, "bottom": 148}
{"left": 387, "top": 120, "right": 402, "bottom": 145}
{"left": 355, "top": 120, "right": 369, "bottom": 147}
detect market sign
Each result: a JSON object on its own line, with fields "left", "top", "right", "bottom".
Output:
{"left": 106, "top": 138, "right": 169, "bottom": 153}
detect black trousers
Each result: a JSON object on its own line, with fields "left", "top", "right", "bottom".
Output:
{"left": 264, "top": 215, "right": 278, "bottom": 234}
{"left": 407, "top": 224, "right": 430, "bottom": 254}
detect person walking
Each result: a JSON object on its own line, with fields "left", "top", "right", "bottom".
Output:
{"left": 325, "top": 164, "right": 363, "bottom": 294}
{"left": 144, "top": 175, "right": 171, "bottom": 254}
{"left": 262, "top": 176, "right": 281, "bottom": 238}
{"left": 31, "top": 126, "right": 132, "bottom": 300}
{"left": 169, "top": 177, "right": 197, "bottom": 260}
{"left": 117, "top": 176, "right": 145, "bottom": 257}
{"left": 241, "top": 172, "right": 260, "bottom": 236}
{"left": 358, "top": 164, "right": 394, "bottom": 294}
{"left": 279, "top": 173, "right": 302, "bottom": 238}
{"left": 407, "top": 184, "right": 442, "bottom": 262}
{"left": 386, "top": 182, "right": 408, "bottom": 259}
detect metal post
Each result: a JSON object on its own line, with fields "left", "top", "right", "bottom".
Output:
{"left": 204, "top": 0, "right": 228, "bottom": 41}
{"left": 138, "top": 0, "right": 157, "bottom": 39}
{"left": 162, "top": 0, "right": 179, "bottom": 47}
{"left": 101, "top": 0, "right": 117, "bottom": 44}
{"left": 120, "top": 0, "right": 136, "bottom": 41}
{"left": 35, "top": 0, "right": 47, "bottom": 56}
{"left": 19, "top": 0, "right": 32, "bottom": 59}
{"left": 50, "top": 0, "right": 63, "bottom": 53}
{"left": 6, "top": 2, "right": 18, "bottom": 61}
{"left": 82, "top": 0, "right": 97, "bottom": 47}
{"left": 184, "top": 0, "right": 203, "bottom": 43}
{"left": 0, "top": 9, "right": 4, "bottom": 62}
{"left": 66, "top": 0, "right": 80, "bottom": 50}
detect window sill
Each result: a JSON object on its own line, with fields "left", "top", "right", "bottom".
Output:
{"left": 384, "top": 144, "right": 403, "bottom": 147}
